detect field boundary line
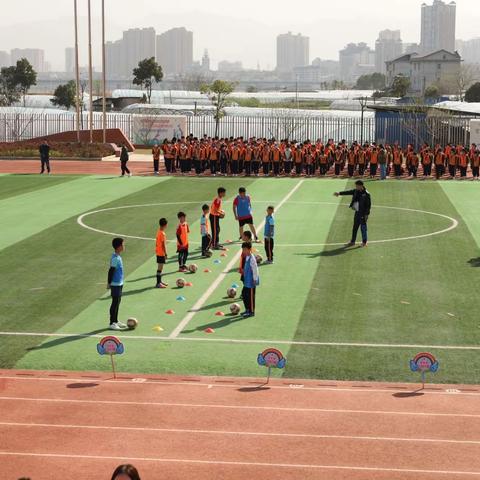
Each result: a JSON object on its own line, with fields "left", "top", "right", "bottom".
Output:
{"left": 2, "top": 330, "right": 480, "bottom": 351}
{"left": 1, "top": 451, "right": 479, "bottom": 475}
{"left": 2, "top": 421, "right": 479, "bottom": 445}
{"left": 2, "top": 395, "right": 480, "bottom": 416}
{"left": 169, "top": 179, "right": 305, "bottom": 338}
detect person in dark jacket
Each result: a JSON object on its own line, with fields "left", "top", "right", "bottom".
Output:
{"left": 120, "top": 145, "right": 131, "bottom": 177}
{"left": 334, "top": 180, "right": 371, "bottom": 247}
{"left": 39, "top": 139, "right": 51, "bottom": 174}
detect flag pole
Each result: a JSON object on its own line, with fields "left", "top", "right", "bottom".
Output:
{"left": 87, "top": 0, "right": 94, "bottom": 143}
{"left": 101, "top": 0, "right": 107, "bottom": 143}
{"left": 73, "top": 0, "right": 81, "bottom": 142}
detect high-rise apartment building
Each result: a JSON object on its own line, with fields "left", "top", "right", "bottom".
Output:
{"left": 65, "top": 47, "right": 75, "bottom": 73}
{"left": 339, "top": 43, "right": 375, "bottom": 83}
{"left": 276, "top": 32, "right": 309, "bottom": 73}
{"left": 11, "top": 48, "right": 46, "bottom": 72}
{"left": 156, "top": 27, "right": 193, "bottom": 76}
{"left": 375, "top": 30, "right": 403, "bottom": 74}
{"left": 420, "top": 0, "right": 456, "bottom": 53}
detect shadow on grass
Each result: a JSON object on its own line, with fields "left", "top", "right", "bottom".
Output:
{"left": 295, "top": 245, "right": 361, "bottom": 258}
{"left": 27, "top": 328, "right": 109, "bottom": 351}
{"left": 467, "top": 257, "right": 480, "bottom": 267}
{"left": 99, "top": 286, "right": 156, "bottom": 299}
{"left": 181, "top": 314, "right": 244, "bottom": 334}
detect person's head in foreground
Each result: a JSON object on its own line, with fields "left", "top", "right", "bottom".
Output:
{"left": 355, "top": 180, "right": 365, "bottom": 191}
{"left": 242, "top": 230, "right": 252, "bottom": 241}
{"left": 242, "top": 241, "right": 252, "bottom": 255}
{"left": 111, "top": 464, "right": 141, "bottom": 480}
{"left": 112, "top": 237, "right": 124, "bottom": 253}
{"left": 267, "top": 206, "right": 274, "bottom": 215}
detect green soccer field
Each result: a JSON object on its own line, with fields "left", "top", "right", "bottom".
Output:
{"left": 2, "top": 173, "right": 480, "bottom": 384}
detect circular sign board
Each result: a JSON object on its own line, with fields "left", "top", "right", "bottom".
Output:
{"left": 97, "top": 336, "right": 124, "bottom": 356}
{"left": 257, "top": 348, "right": 286, "bottom": 369}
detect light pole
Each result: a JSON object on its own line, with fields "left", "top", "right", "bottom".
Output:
{"left": 73, "top": 0, "right": 81, "bottom": 142}
{"left": 101, "top": 0, "right": 107, "bottom": 143}
{"left": 87, "top": 0, "right": 94, "bottom": 143}
{"left": 359, "top": 96, "right": 368, "bottom": 145}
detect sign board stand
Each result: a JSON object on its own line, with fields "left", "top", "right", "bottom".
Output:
{"left": 97, "top": 336, "right": 124, "bottom": 379}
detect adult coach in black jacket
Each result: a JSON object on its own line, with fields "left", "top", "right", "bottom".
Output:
{"left": 334, "top": 180, "right": 371, "bottom": 247}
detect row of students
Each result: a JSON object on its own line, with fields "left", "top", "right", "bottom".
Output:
{"left": 153, "top": 137, "right": 480, "bottom": 179}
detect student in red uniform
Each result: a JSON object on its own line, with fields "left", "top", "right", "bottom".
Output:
{"left": 176, "top": 212, "right": 190, "bottom": 272}
{"left": 458, "top": 148, "right": 468, "bottom": 178}
{"left": 435, "top": 148, "right": 446, "bottom": 179}
{"left": 470, "top": 144, "right": 479, "bottom": 180}
{"left": 155, "top": 218, "right": 168, "bottom": 288}
{"left": 233, "top": 187, "right": 259, "bottom": 241}
{"left": 210, "top": 187, "right": 226, "bottom": 249}
{"left": 421, "top": 148, "right": 433, "bottom": 178}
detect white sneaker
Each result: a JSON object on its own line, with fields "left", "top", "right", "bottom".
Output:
{"left": 128, "top": 173, "right": 132, "bottom": 177}
{"left": 109, "top": 323, "right": 122, "bottom": 331}
{"left": 117, "top": 321, "right": 127, "bottom": 329}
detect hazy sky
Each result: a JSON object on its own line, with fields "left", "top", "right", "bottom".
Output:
{"left": 1, "top": 0, "right": 479, "bottom": 70}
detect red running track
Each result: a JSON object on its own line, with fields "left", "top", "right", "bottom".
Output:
{"left": 1, "top": 369, "right": 480, "bottom": 480}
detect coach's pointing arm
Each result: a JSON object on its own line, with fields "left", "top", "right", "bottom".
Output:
{"left": 334, "top": 190, "right": 355, "bottom": 197}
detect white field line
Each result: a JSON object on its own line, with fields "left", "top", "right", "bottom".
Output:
{"left": 1, "top": 330, "right": 480, "bottom": 351}
{"left": 1, "top": 376, "right": 479, "bottom": 397}
{"left": 2, "top": 395, "right": 480, "bottom": 417}
{"left": 1, "top": 421, "right": 479, "bottom": 446}
{"left": 169, "top": 179, "right": 305, "bottom": 338}
{"left": 77, "top": 201, "right": 458, "bottom": 246}
{"left": 0, "top": 451, "right": 479, "bottom": 475}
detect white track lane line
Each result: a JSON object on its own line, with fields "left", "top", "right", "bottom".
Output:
{"left": 2, "top": 396, "right": 480, "bottom": 417}
{"left": 1, "top": 421, "right": 480, "bottom": 445}
{"left": 169, "top": 179, "right": 305, "bottom": 338}
{"left": 1, "top": 330, "right": 480, "bottom": 351}
{"left": 0, "top": 451, "right": 479, "bottom": 475}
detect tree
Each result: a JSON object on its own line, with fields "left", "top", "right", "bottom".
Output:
{"left": 50, "top": 80, "right": 77, "bottom": 110}
{"left": 14, "top": 58, "right": 37, "bottom": 106}
{"left": 0, "top": 66, "right": 20, "bottom": 106}
{"left": 355, "top": 73, "right": 386, "bottom": 90}
{"left": 132, "top": 57, "right": 163, "bottom": 104}
{"left": 200, "top": 79, "right": 236, "bottom": 137}
{"left": 390, "top": 75, "right": 410, "bottom": 97}
{"left": 465, "top": 82, "right": 480, "bottom": 102}
{"left": 424, "top": 84, "right": 440, "bottom": 100}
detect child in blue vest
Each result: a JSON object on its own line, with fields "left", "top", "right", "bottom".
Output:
{"left": 240, "top": 241, "right": 259, "bottom": 318}
{"left": 233, "top": 187, "right": 259, "bottom": 241}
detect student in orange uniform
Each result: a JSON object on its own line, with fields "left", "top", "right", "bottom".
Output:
{"left": 434, "top": 148, "right": 446, "bottom": 179}
{"left": 392, "top": 147, "right": 403, "bottom": 178}
{"left": 369, "top": 146, "right": 378, "bottom": 178}
{"left": 447, "top": 146, "right": 457, "bottom": 178}
{"left": 176, "top": 212, "right": 190, "bottom": 273}
{"left": 162, "top": 139, "right": 174, "bottom": 174}
{"left": 271, "top": 143, "right": 281, "bottom": 176}
{"left": 209, "top": 143, "right": 219, "bottom": 176}
{"left": 347, "top": 146, "right": 356, "bottom": 178}
{"left": 294, "top": 143, "right": 303, "bottom": 176}
{"left": 406, "top": 149, "right": 418, "bottom": 178}
{"left": 457, "top": 148, "right": 468, "bottom": 178}
{"left": 210, "top": 187, "right": 226, "bottom": 249}
{"left": 421, "top": 147, "right": 433, "bottom": 178}
{"left": 155, "top": 218, "right": 168, "bottom": 289}
{"left": 152, "top": 143, "right": 161, "bottom": 175}
{"left": 244, "top": 143, "right": 253, "bottom": 176}
{"left": 262, "top": 142, "right": 271, "bottom": 176}
{"left": 357, "top": 148, "right": 366, "bottom": 176}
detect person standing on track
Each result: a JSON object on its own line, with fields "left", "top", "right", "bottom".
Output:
{"left": 210, "top": 187, "right": 226, "bottom": 249}
{"left": 334, "top": 180, "right": 371, "bottom": 247}
{"left": 39, "top": 139, "right": 51, "bottom": 175}
{"left": 152, "top": 143, "right": 161, "bottom": 175}
{"left": 120, "top": 145, "right": 131, "bottom": 177}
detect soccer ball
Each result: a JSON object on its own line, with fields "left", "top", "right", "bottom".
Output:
{"left": 176, "top": 278, "right": 186, "bottom": 288}
{"left": 255, "top": 254, "right": 263, "bottom": 265}
{"left": 227, "top": 287, "right": 237, "bottom": 298}
{"left": 127, "top": 317, "right": 138, "bottom": 330}
{"left": 230, "top": 303, "right": 241, "bottom": 315}
{"left": 219, "top": 211, "right": 225, "bottom": 219}
{"left": 188, "top": 264, "right": 198, "bottom": 273}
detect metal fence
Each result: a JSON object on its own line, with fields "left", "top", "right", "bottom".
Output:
{"left": 0, "top": 110, "right": 473, "bottom": 148}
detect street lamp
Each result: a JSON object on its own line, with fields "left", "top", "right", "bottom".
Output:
{"left": 73, "top": 0, "right": 81, "bottom": 142}
{"left": 87, "top": 0, "right": 94, "bottom": 143}
{"left": 101, "top": 0, "right": 107, "bottom": 143}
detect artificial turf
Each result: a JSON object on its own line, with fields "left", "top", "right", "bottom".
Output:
{"left": 2, "top": 174, "right": 480, "bottom": 384}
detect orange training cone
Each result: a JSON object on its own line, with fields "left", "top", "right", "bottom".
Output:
{"left": 204, "top": 327, "right": 215, "bottom": 334}
{"left": 166, "top": 309, "right": 175, "bottom": 315}
{"left": 215, "top": 311, "right": 225, "bottom": 316}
